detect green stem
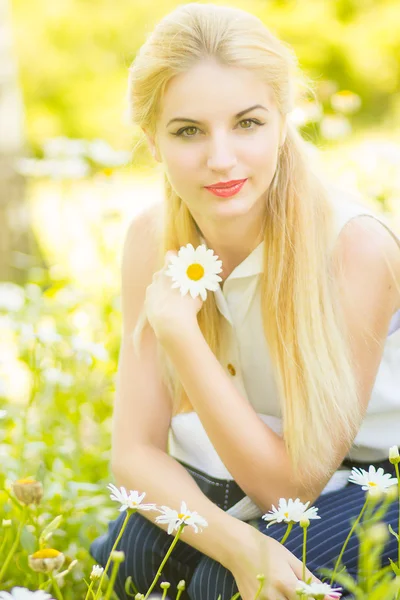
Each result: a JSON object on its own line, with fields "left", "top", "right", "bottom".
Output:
{"left": 103, "top": 560, "right": 120, "bottom": 600}
{"left": 330, "top": 495, "right": 369, "bottom": 586}
{"left": 144, "top": 523, "right": 185, "bottom": 600}
{"left": 0, "top": 506, "right": 28, "bottom": 582}
{"left": 94, "top": 509, "right": 133, "bottom": 600}
{"left": 0, "top": 528, "right": 10, "bottom": 557}
{"left": 50, "top": 572, "right": 64, "bottom": 600}
{"left": 253, "top": 576, "right": 266, "bottom": 600}
{"left": 84, "top": 581, "right": 95, "bottom": 600}
{"left": 302, "top": 525, "right": 308, "bottom": 582}
{"left": 279, "top": 522, "right": 293, "bottom": 545}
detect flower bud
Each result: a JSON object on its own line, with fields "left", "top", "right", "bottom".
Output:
{"left": 389, "top": 446, "right": 400, "bottom": 465}
{"left": 386, "top": 485, "right": 399, "bottom": 503}
{"left": 110, "top": 550, "right": 125, "bottom": 563}
{"left": 90, "top": 564, "right": 104, "bottom": 580}
{"left": 366, "top": 523, "right": 389, "bottom": 545}
{"left": 300, "top": 517, "right": 310, "bottom": 528}
{"left": 2, "top": 519, "right": 12, "bottom": 527}
{"left": 368, "top": 486, "right": 384, "bottom": 503}
{"left": 160, "top": 582, "right": 170, "bottom": 589}
{"left": 13, "top": 478, "right": 43, "bottom": 505}
{"left": 28, "top": 548, "right": 65, "bottom": 573}
{"left": 177, "top": 580, "right": 186, "bottom": 591}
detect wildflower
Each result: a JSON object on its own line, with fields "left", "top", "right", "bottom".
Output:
{"left": 348, "top": 465, "right": 398, "bottom": 494}
{"left": 90, "top": 565, "right": 104, "bottom": 580}
{"left": 165, "top": 243, "right": 222, "bottom": 301}
{"left": 0, "top": 283, "right": 25, "bottom": 312}
{"left": 262, "top": 498, "right": 320, "bottom": 528}
{"left": 107, "top": 484, "right": 157, "bottom": 513}
{"left": 330, "top": 90, "right": 361, "bottom": 114}
{"left": 0, "top": 588, "right": 54, "bottom": 599}
{"left": 296, "top": 579, "right": 342, "bottom": 599}
{"left": 155, "top": 500, "right": 208, "bottom": 535}
{"left": 12, "top": 479, "right": 43, "bottom": 505}
{"left": 28, "top": 549, "right": 65, "bottom": 573}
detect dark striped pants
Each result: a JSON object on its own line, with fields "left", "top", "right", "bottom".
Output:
{"left": 89, "top": 458, "right": 399, "bottom": 599}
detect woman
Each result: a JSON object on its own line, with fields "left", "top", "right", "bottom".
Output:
{"left": 90, "top": 3, "right": 400, "bottom": 599}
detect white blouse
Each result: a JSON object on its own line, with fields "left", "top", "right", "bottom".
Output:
{"left": 167, "top": 187, "right": 400, "bottom": 520}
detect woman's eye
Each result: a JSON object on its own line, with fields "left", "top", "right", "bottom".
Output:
{"left": 174, "top": 118, "right": 264, "bottom": 138}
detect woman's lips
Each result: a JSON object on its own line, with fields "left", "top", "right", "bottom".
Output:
{"left": 205, "top": 179, "right": 247, "bottom": 197}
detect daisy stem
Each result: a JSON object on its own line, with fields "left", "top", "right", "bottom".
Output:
{"left": 302, "top": 525, "right": 308, "bottom": 582}
{"left": 143, "top": 523, "right": 185, "bottom": 600}
{"left": 279, "top": 522, "right": 293, "bottom": 545}
{"left": 253, "top": 575, "right": 266, "bottom": 600}
{"left": 330, "top": 495, "right": 368, "bottom": 586}
{"left": 94, "top": 509, "right": 133, "bottom": 600}
{"left": 0, "top": 505, "right": 28, "bottom": 583}
{"left": 103, "top": 559, "right": 120, "bottom": 600}
{"left": 50, "top": 572, "right": 64, "bottom": 600}
{"left": 84, "top": 581, "right": 95, "bottom": 600}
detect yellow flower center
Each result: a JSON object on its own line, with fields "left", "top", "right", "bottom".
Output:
{"left": 16, "top": 478, "right": 36, "bottom": 485}
{"left": 284, "top": 512, "right": 289, "bottom": 518}
{"left": 186, "top": 263, "right": 204, "bottom": 281}
{"left": 369, "top": 482, "right": 377, "bottom": 487}
{"left": 31, "top": 549, "right": 60, "bottom": 559}
{"left": 178, "top": 513, "right": 188, "bottom": 520}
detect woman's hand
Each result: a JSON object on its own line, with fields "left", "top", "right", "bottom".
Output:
{"left": 145, "top": 250, "right": 204, "bottom": 341}
{"left": 227, "top": 524, "right": 329, "bottom": 600}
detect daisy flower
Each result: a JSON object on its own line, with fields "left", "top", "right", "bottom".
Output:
{"left": 155, "top": 500, "right": 208, "bottom": 535}
{"left": 296, "top": 580, "right": 342, "bottom": 599}
{"left": 348, "top": 465, "right": 398, "bottom": 494}
{"left": 107, "top": 484, "right": 157, "bottom": 512}
{"left": 165, "top": 243, "right": 222, "bottom": 301}
{"left": 262, "top": 498, "right": 320, "bottom": 528}
{"left": 0, "top": 589, "right": 54, "bottom": 600}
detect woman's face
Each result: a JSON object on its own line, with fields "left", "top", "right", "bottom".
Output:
{"left": 145, "top": 59, "right": 286, "bottom": 225}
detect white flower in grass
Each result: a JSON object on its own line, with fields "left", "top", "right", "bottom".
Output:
{"left": 0, "top": 589, "right": 54, "bottom": 600}
{"left": 107, "top": 484, "right": 157, "bottom": 513}
{"left": 155, "top": 500, "right": 208, "bottom": 535}
{"left": 296, "top": 580, "right": 342, "bottom": 599}
{"left": 348, "top": 465, "right": 398, "bottom": 494}
{"left": 90, "top": 564, "right": 104, "bottom": 580}
{"left": 165, "top": 243, "right": 223, "bottom": 301}
{"left": 262, "top": 498, "right": 320, "bottom": 527}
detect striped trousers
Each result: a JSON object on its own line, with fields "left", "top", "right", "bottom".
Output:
{"left": 89, "top": 458, "right": 399, "bottom": 599}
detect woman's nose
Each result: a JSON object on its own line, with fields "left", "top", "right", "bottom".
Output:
{"left": 206, "top": 136, "right": 238, "bottom": 171}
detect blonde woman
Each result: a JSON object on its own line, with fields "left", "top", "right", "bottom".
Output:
{"left": 90, "top": 3, "right": 400, "bottom": 599}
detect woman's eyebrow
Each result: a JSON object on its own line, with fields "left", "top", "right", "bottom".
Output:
{"left": 166, "top": 104, "right": 269, "bottom": 127}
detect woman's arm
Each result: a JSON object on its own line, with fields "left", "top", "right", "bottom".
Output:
{"left": 158, "top": 216, "right": 400, "bottom": 510}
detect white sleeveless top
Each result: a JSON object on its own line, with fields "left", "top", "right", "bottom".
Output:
{"left": 167, "top": 187, "right": 400, "bottom": 520}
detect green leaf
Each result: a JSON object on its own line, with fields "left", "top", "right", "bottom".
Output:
{"left": 39, "top": 514, "right": 63, "bottom": 546}
{"left": 389, "top": 524, "right": 399, "bottom": 541}
{"left": 389, "top": 558, "right": 400, "bottom": 576}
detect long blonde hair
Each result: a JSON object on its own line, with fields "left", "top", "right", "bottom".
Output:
{"left": 128, "top": 3, "right": 387, "bottom": 491}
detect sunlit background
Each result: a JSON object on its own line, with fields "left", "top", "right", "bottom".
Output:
{"left": 1, "top": 0, "right": 400, "bottom": 595}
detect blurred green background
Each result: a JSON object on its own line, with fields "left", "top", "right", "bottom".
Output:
{"left": 0, "top": 0, "right": 400, "bottom": 596}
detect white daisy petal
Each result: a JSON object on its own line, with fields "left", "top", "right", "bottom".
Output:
{"left": 348, "top": 465, "right": 398, "bottom": 494}
{"left": 164, "top": 244, "right": 223, "bottom": 300}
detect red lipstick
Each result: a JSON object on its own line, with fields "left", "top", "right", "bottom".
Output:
{"left": 205, "top": 179, "right": 247, "bottom": 198}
